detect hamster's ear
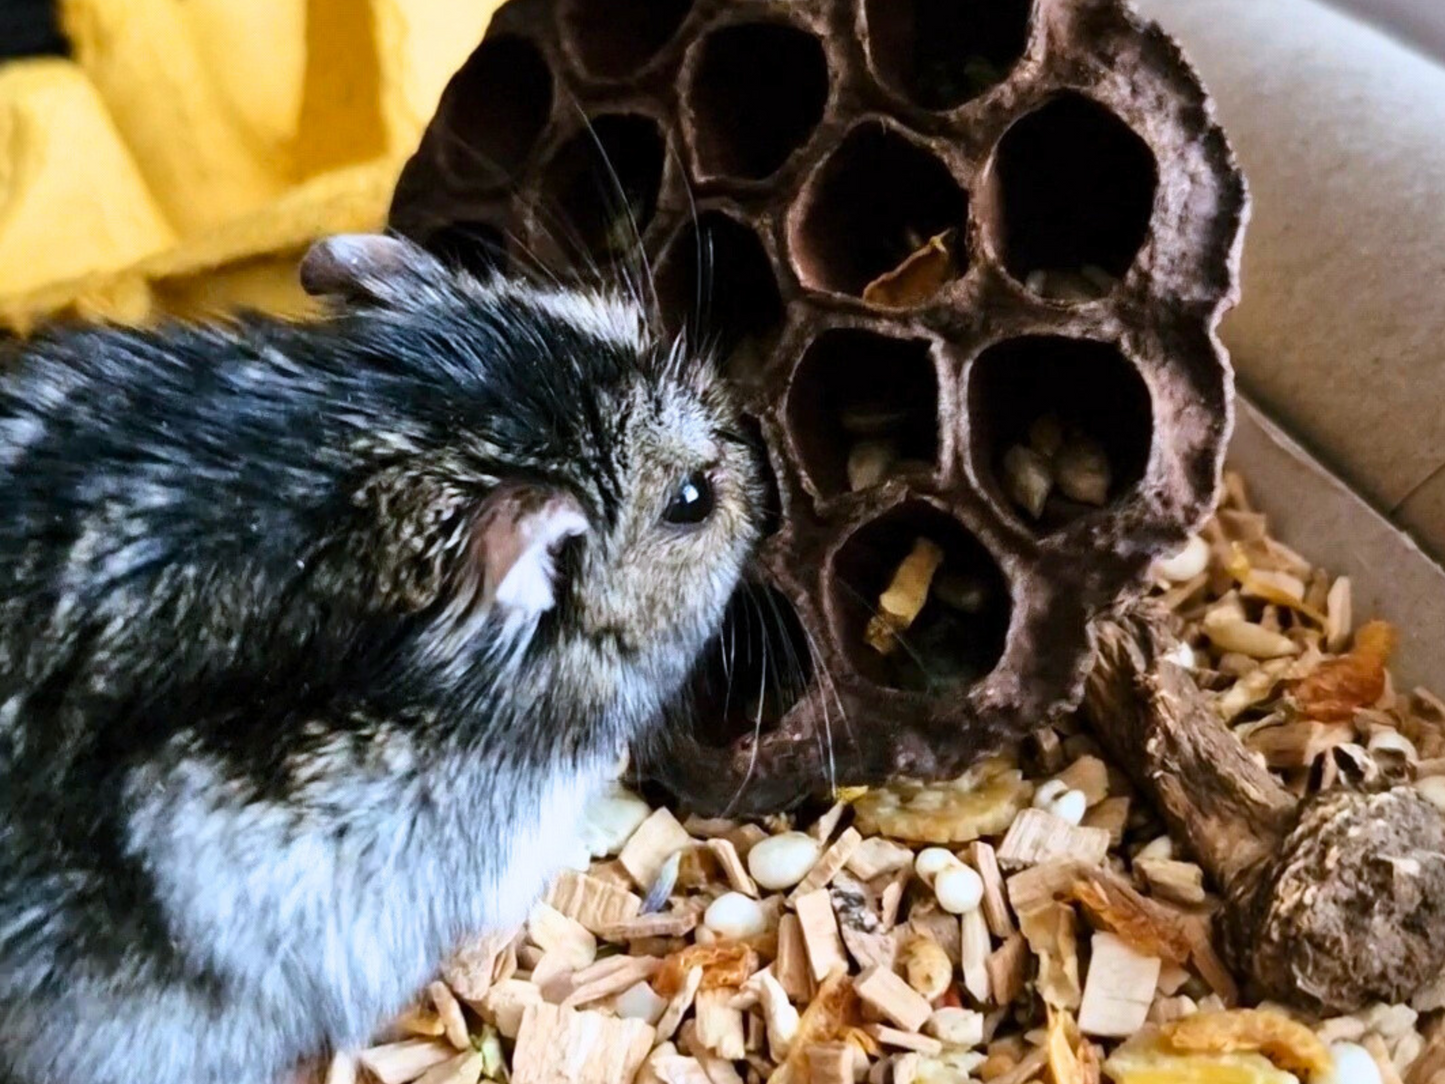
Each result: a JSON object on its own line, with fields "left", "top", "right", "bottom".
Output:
{"left": 300, "top": 233, "right": 448, "bottom": 306}
{"left": 473, "top": 485, "right": 589, "bottom": 621}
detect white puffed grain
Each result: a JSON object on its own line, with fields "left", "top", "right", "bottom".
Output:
{"left": 746, "top": 832, "right": 822, "bottom": 891}
{"left": 703, "top": 892, "right": 767, "bottom": 940}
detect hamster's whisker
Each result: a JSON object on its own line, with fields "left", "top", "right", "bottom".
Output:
{"left": 572, "top": 103, "right": 661, "bottom": 326}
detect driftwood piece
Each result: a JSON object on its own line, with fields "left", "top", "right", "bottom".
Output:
{"left": 1085, "top": 607, "right": 1445, "bottom": 1012}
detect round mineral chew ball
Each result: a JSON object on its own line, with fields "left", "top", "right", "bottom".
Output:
{"left": 1316, "top": 1042, "right": 1381, "bottom": 1084}
{"left": 704, "top": 892, "right": 768, "bottom": 939}
{"left": 1049, "top": 788, "right": 1089, "bottom": 826}
{"left": 746, "top": 831, "right": 822, "bottom": 891}
{"left": 934, "top": 865, "right": 985, "bottom": 914}
{"left": 914, "top": 846, "right": 964, "bottom": 885}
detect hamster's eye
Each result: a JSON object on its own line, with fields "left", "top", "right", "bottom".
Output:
{"left": 663, "top": 470, "right": 714, "bottom": 526}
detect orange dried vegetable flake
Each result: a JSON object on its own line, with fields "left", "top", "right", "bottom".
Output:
{"left": 653, "top": 941, "right": 759, "bottom": 996}
{"left": 1158, "top": 1009, "right": 1331, "bottom": 1075}
{"left": 1066, "top": 874, "right": 1192, "bottom": 966}
{"left": 1293, "top": 619, "right": 1397, "bottom": 721}
{"left": 766, "top": 969, "right": 858, "bottom": 1084}
{"left": 861, "top": 230, "right": 958, "bottom": 308}
{"left": 1047, "top": 1008, "right": 1102, "bottom": 1084}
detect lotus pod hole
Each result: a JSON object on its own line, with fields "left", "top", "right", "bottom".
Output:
{"left": 686, "top": 22, "right": 830, "bottom": 182}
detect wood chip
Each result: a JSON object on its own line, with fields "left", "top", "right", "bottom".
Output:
{"left": 529, "top": 901, "right": 597, "bottom": 969}
{"left": 997, "top": 809, "right": 1110, "bottom": 869}
{"left": 657, "top": 965, "right": 704, "bottom": 1041}
{"left": 694, "top": 988, "right": 748, "bottom": 1060}
{"left": 790, "top": 827, "right": 863, "bottom": 901}
{"left": 601, "top": 910, "right": 699, "bottom": 942}
{"left": 480, "top": 979, "right": 543, "bottom": 1040}
{"left": 1077, "top": 931, "right": 1161, "bottom": 1038}
{"left": 427, "top": 981, "right": 469, "bottom": 1051}
{"left": 415, "top": 1052, "right": 485, "bottom": 1084}
{"left": 794, "top": 888, "right": 848, "bottom": 982}
{"left": 649, "top": 1055, "right": 714, "bottom": 1084}
{"left": 864, "top": 1024, "right": 944, "bottom": 1055}
{"left": 325, "top": 1052, "right": 359, "bottom": 1084}
{"left": 966, "top": 841, "right": 1015, "bottom": 938}
{"left": 1080, "top": 796, "right": 1130, "bottom": 846}
{"left": 548, "top": 870, "right": 644, "bottom": 936}
{"left": 1018, "top": 902, "right": 1081, "bottom": 1010}
{"left": 561, "top": 956, "right": 661, "bottom": 1009}
{"left": 855, "top": 964, "right": 933, "bottom": 1032}
{"left": 357, "top": 1040, "right": 455, "bottom": 1084}
{"left": 987, "top": 933, "right": 1029, "bottom": 1007}
{"left": 806, "top": 1043, "right": 857, "bottom": 1084}
{"left": 511, "top": 1003, "right": 655, "bottom": 1084}
{"left": 1134, "top": 858, "right": 1207, "bottom": 906}
{"left": 847, "top": 837, "right": 915, "bottom": 881}
{"left": 619, "top": 808, "right": 693, "bottom": 890}
{"left": 808, "top": 802, "right": 850, "bottom": 843}
{"left": 707, "top": 838, "right": 760, "bottom": 897}
{"left": 442, "top": 930, "right": 514, "bottom": 1005}
{"left": 775, "top": 913, "right": 815, "bottom": 1002}
{"left": 1056, "top": 756, "right": 1110, "bottom": 807}
{"left": 960, "top": 908, "right": 992, "bottom": 1004}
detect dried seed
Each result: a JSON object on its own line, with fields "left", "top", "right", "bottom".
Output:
{"left": 1202, "top": 611, "right": 1300, "bottom": 659}
{"left": 900, "top": 935, "right": 953, "bottom": 1002}
{"left": 934, "top": 865, "right": 985, "bottom": 915}
{"left": 1155, "top": 535, "right": 1210, "bottom": 583}
{"left": 1055, "top": 436, "right": 1111, "bottom": 506}
{"left": 1002, "top": 444, "right": 1053, "bottom": 519}
{"left": 926, "top": 1007, "right": 986, "bottom": 1048}
{"left": 848, "top": 440, "right": 897, "bottom": 492}
{"left": 861, "top": 229, "right": 958, "bottom": 308}
{"left": 866, "top": 539, "right": 945, "bottom": 655}
{"left": 580, "top": 782, "right": 653, "bottom": 858}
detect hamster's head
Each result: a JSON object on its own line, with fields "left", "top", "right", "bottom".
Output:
{"left": 300, "top": 233, "right": 763, "bottom": 711}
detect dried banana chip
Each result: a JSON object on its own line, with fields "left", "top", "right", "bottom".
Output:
{"left": 1158, "top": 1010, "right": 1330, "bottom": 1075}
{"left": 852, "top": 758, "right": 1031, "bottom": 844}
{"left": 1104, "top": 1031, "right": 1302, "bottom": 1084}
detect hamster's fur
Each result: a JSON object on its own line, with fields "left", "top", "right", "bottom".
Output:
{"left": 0, "top": 235, "right": 761, "bottom": 1084}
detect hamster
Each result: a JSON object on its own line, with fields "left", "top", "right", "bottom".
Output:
{"left": 0, "top": 233, "right": 762, "bottom": 1084}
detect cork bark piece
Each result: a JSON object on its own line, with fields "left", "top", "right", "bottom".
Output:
{"left": 389, "top": 0, "right": 1246, "bottom": 814}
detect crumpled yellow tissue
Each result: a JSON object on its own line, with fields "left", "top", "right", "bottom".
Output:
{"left": 0, "top": 0, "right": 504, "bottom": 331}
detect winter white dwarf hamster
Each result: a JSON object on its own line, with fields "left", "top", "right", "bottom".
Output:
{"left": 0, "top": 233, "right": 761, "bottom": 1084}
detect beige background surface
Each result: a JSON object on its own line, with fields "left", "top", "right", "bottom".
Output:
{"left": 1136, "top": 0, "right": 1445, "bottom": 560}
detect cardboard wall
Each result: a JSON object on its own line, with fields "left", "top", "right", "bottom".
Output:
{"left": 1136, "top": 0, "right": 1445, "bottom": 563}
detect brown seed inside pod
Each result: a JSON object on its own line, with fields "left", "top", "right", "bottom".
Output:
{"left": 785, "top": 328, "right": 942, "bottom": 501}
{"left": 967, "top": 336, "right": 1154, "bottom": 532}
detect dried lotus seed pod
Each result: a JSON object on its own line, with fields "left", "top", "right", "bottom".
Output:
{"left": 389, "top": 0, "right": 1247, "bottom": 814}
